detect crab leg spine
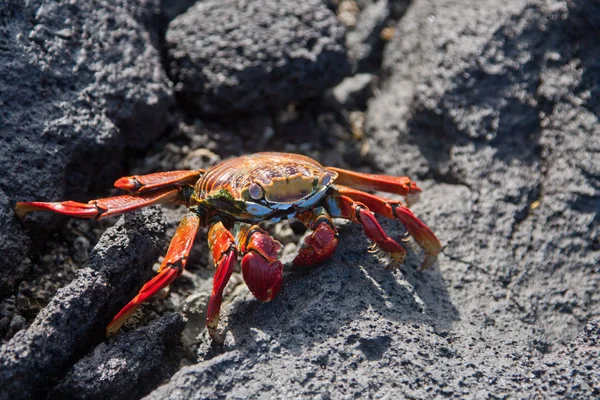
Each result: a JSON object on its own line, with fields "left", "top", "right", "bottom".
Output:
{"left": 106, "top": 212, "right": 201, "bottom": 336}
{"left": 324, "top": 194, "right": 407, "bottom": 263}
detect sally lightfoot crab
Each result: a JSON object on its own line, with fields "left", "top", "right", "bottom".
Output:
{"left": 15, "top": 152, "right": 441, "bottom": 343}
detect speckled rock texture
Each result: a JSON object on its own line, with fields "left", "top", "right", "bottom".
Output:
{"left": 166, "top": 0, "right": 351, "bottom": 115}
{"left": 0, "top": 208, "right": 167, "bottom": 400}
{"left": 50, "top": 313, "right": 185, "bottom": 400}
{"left": 146, "top": 0, "right": 600, "bottom": 398}
{"left": 0, "top": 0, "right": 172, "bottom": 296}
{"left": 2, "top": 0, "right": 599, "bottom": 399}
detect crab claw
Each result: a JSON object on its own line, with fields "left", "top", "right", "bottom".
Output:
{"left": 241, "top": 230, "right": 283, "bottom": 302}
{"left": 242, "top": 253, "right": 283, "bottom": 302}
{"left": 293, "top": 221, "right": 339, "bottom": 266}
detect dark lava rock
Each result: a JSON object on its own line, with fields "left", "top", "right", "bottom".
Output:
{"left": 0, "top": 192, "right": 29, "bottom": 298}
{"left": 51, "top": 313, "right": 185, "bottom": 400}
{"left": 346, "top": 0, "right": 411, "bottom": 71}
{"left": 346, "top": 0, "right": 390, "bottom": 72}
{"left": 0, "top": 208, "right": 167, "bottom": 400}
{"left": 0, "top": 0, "right": 172, "bottom": 294}
{"left": 329, "top": 73, "right": 376, "bottom": 110}
{"left": 166, "top": 0, "right": 351, "bottom": 115}
{"left": 144, "top": 220, "right": 460, "bottom": 399}
{"left": 145, "top": 0, "right": 600, "bottom": 398}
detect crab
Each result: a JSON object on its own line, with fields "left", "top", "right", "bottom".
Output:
{"left": 15, "top": 152, "right": 441, "bottom": 343}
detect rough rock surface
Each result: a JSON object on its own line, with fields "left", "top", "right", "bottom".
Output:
{"left": 0, "top": 0, "right": 172, "bottom": 295}
{"left": 146, "top": 0, "right": 600, "bottom": 398}
{"left": 51, "top": 313, "right": 185, "bottom": 400}
{"left": 166, "top": 0, "right": 351, "bottom": 115}
{"left": 346, "top": 0, "right": 390, "bottom": 71}
{"left": 0, "top": 208, "right": 167, "bottom": 400}
{"left": 2, "top": 0, "right": 599, "bottom": 399}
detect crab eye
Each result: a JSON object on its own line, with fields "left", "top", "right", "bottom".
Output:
{"left": 321, "top": 172, "right": 334, "bottom": 186}
{"left": 248, "top": 182, "right": 263, "bottom": 199}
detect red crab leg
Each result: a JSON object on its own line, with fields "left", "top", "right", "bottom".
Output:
{"left": 292, "top": 207, "right": 339, "bottom": 266}
{"left": 106, "top": 212, "right": 201, "bottom": 336}
{"left": 329, "top": 185, "right": 441, "bottom": 270}
{"left": 206, "top": 221, "right": 238, "bottom": 343}
{"left": 114, "top": 170, "right": 200, "bottom": 194}
{"left": 233, "top": 222, "right": 283, "bottom": 302}
{"left": 324, "top": 194, "right": 407, "bottom": 263}
{"left": 15, "top": 187, "right": 185, "bottom": 220}
{"left": 326, "top": 167, "right": 422, "bottom": 199}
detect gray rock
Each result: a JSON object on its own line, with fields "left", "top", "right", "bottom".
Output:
{"left": 166, "top": 0, "right": 351, "bottom": 115}
{"left": 0, "top": 208, "right": 167, "bottom": 400}
{"left": 346, "top": 0, "right": 390, "bottom": 71}
{"left": 0, "top": 0, "right": 172, "bottom": 294}
{"left": 345, "top": 0, "right": 411, "bottom": 71}
{"left": 146, "top": 0, "right": 600, "bottom": 398}
{"left": 363, "top": 0, "right": 599, "bottom": 394}
{"left": 330, "top": 73, "right": 376, "bottom": 110}
{"left": 0, "top": 192, "right": 29, "bottom": 298}
{"left": 50, "top": 313, "right": 185, "bottom": 400}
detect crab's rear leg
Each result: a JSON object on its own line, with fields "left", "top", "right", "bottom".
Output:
{"left": 327, "top": 167, "right": 421, "bottom": 204}
{"left": 329, "top": 185, "right": 441, "bottom": 270}
{"left": 324, "top": 193, "right": 408, "bottom": 264}
{"left": 292, "top": 207, "right": 339, "bottom": 266}
{"left": 106, "top": 212, "right": 201, "bottom": 336}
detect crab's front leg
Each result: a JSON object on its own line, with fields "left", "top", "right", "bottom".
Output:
{"left": 106, "top": 212, "right": 201, "bottom": 336}
{"left": 293, "top": 207, "right": 339, "bottom": 266}
{"left": 15, "top": 188, "right": 184, "bottom": 219}
{"left": 326, "top": 167, "right": 422, "bottom": 204}
{"left": 15, "top": 170, "right": 200, "bottom": 220}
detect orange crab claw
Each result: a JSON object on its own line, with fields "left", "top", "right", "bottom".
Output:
{"left": 293, "top": 222, "right": 339, "bottom": 265}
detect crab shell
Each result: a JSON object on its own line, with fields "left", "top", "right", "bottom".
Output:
{"left": 196, "top": 152, "right": 338, "bottom": 221}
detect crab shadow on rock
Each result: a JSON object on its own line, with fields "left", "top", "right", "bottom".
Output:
{"left": 225, "top": 221, "right": 458, "bottom": 353}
